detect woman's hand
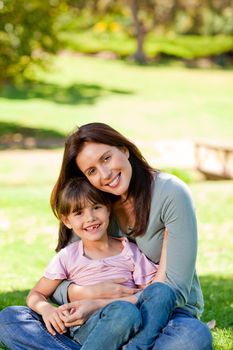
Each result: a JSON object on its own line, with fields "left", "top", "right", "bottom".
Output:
{"left": 68, "top": 278, "right": 139, "bottom": 301}
{"left": 58, "top": 299, "right": 105, "bottom": 327}
{"left": 41, "top": 304, "right": 67, "bottom": 336}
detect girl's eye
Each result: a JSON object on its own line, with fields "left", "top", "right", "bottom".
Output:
{"left": 75, "top": 211, "right": 82, "bottom": 216}
{"left": 94, "top": 205, "right": 101, "bottom": 210}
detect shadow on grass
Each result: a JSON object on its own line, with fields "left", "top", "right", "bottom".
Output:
{"left": 1, "top": 80, "right": 133, "bottom": 105}
{"left": 0, "top": 275, "right": 232, "bottom": 331}
{"left": 200, "top": 275, "right": 233, "bottom": 329}
{"left": 0, "top": 121, "right": 65, "bottom": 149}
{"left": 0, "top": 289, "right": 29, "bottom": 309}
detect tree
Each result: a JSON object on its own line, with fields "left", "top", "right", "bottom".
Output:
{"left": 0, "top": 0, "right": 66, "bottom": 84}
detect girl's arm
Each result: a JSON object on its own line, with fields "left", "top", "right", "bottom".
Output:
{"left": 59, "top": 294, "right": 138, "bottom": 328}
{"left": 27, "top": 277, "right": 66, "bottom": 336}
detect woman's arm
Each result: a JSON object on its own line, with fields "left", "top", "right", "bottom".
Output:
{"left": 68, "top": 278, "right": 139, "bottom": 302}
{"left": 152, "top": 228, "right": 168, "bottom": 283}
{"left": 27, "top": 277, "right": 66, "bottom": 335}
{"left": 161, "top": 176, "right": 198, "bottom": 307}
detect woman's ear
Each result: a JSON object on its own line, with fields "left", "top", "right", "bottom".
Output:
{"left": 121, "top": 146, "right": 129, "bottom": 159}
{"left": 61, "top": 215, "right": 72, "bottom": 229}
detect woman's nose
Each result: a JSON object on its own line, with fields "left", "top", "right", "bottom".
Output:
{"left": 100, "top": 166, "right": 111, "bottom": 179}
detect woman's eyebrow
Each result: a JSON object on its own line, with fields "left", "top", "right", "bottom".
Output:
{"left": 100, "top": 151, "right": 110, "bottom": 160}
{"left": 83, "top": 151, "right": 111, "bottom": 174}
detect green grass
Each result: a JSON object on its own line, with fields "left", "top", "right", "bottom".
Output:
{"left": 0, "top": 54, "right": 233, "bottom": 145}
{"left": 61, "top": 30, "right": 233, "bottom": 59}
{"left": 0, "top": 150, "right": 233, "bottom": 349}
{"left": 0, "top": 55, "right": 233, "bottom": 348}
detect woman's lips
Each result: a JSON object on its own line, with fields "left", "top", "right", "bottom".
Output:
{"left": 107, "top": 173, "right": 121, "bottom": 188}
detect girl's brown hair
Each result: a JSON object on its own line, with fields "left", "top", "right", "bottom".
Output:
{"left": 51, "top": 122, "right": 155, "bottom": 238}
{"left": 55, "top": 177, "right": 111, "bottom": 252}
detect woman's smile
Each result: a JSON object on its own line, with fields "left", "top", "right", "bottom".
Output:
{"left": 76, "top": 143, "right": 132, "bottom": 198}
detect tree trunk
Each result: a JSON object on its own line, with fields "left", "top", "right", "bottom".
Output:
{"left": 129, "top": 0, "right": 147, "bottom": 64}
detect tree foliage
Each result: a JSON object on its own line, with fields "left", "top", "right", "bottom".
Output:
{"left": 0, "top": 0, "right": 66, "bottom": 83}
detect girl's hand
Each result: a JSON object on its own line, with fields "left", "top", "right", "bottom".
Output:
{"left": 58, "top": 300, "right": 104, "bottom": 327}
{"left": 41, "top": 304, "right": 67, "bottom": 336}
{"left": 68, "top": 279, "right": 139, "bottom": 301}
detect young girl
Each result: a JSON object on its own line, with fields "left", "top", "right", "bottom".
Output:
{"left": 26, "top": 177, "right": 167, "bottom": 350}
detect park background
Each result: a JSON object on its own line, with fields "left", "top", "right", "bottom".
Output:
{"left": 0, "top": 1, "right": 233, "bottom": 349}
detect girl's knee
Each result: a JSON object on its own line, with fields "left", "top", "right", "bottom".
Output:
{"left": 142, "top": 282, "right": 176, "bottom": 301}
{"left": 102, "top": 301, "right": 141, "bottom": 330}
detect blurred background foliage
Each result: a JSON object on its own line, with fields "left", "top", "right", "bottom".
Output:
{"left": 0, "top": 0, "right": 233, "bottom": 84}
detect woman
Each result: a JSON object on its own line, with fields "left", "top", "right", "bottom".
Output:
{"left": 0, "top": 122, "right": 212, "bottom": 350}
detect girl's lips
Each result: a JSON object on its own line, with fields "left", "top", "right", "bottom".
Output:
{"left": 107, "top": 173, "right": 121, "bottom": 188}
{"left": 84, "top": 224, "right": 100, "bottom": 232}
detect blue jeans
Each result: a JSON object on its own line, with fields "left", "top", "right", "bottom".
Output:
{"left": 0, "top": 301, "right": 141, "bottom": 350}
{"left": 124, "top": 283, "right": 213, "bottom": 350}
{"left": 0, "top": 282, "right": 213, "bottom": 350}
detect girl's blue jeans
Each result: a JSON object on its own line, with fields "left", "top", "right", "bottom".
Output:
{"left": 0, "top": 283, "right": 213, "bottom": 350}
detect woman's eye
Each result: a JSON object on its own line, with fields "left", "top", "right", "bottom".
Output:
{"left": 88, "top": 168, "right": 96, "bottom": 176}
{"left": 104, "top": 155, "right": 111, "bottom": 162}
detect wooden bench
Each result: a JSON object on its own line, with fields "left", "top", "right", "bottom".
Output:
{"left": 195, "top": 141, "right": 233, "bottom": 180}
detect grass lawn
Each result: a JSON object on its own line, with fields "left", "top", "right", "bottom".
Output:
{"left": 0, "top": 54, "right": 233, "bottom": 144}
{"left": 0, "top": 55, "right": 232, "bottom": 348}
{"left": 0, "top": 150, "right": 232, "bottom": 349}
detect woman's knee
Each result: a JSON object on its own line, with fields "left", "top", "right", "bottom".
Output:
{"left": 154, "top": 317, "right": 213, "bottom": 350}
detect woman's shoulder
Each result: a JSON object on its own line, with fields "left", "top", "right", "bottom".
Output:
{"left": 153, "top": 171, "right": 191, "bottom": 198}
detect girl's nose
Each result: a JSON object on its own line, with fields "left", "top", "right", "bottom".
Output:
{"left": 86, "top": 209, "right": 95, "bottom": 222}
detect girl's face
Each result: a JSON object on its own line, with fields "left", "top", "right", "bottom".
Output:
{"left": 63, "top": 202, "right": 110, "bottom": 243}
{"left": 76, "top": 142, "right": 132, "bottom": 199}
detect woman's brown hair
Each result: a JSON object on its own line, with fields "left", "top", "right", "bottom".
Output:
{"left": 51, "top": 122, "right": 155, "bottom": 237}
{"left": 55, "top": 177, "right": 112, "bottom": 252}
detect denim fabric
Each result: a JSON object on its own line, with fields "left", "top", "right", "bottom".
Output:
{"left": 123, "top": 282, "right": 177, "bottom": 350}
{"left": 0, "top": 301, "right": 141, "bottom": 350}
{"left": 0, "top": 306, "right": 80, "bottom": 350}
{"left": 0, "top": 283, "right": 213, "bottom": 350}
{"left": 152, "top": 308, "right": 213, "bottom": 350}
{"left": 71, "top": 301, "right": 141, "bottom": 349}
{"left": 123, "top": 283, "right": 213, "bottom": 350}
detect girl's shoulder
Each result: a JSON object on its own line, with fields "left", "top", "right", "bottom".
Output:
{"left": 58, "top": 240, "right": 82, "bottom": 257}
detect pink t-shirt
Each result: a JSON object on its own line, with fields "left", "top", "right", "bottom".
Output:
{"left": 44, "top": 237, "right": 158, "bottom": 288}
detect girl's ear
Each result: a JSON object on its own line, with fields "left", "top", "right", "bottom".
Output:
{"left": 61, "top": 215, "right": 72, "bottom": 229}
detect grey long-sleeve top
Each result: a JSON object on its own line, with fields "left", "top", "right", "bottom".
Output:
{"left": 109, "top": 172, "right": 204, "bottom": 318}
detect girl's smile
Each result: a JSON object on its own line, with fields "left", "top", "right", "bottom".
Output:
{"left": 62, "top": 202, "right": 110, "bottom": 244}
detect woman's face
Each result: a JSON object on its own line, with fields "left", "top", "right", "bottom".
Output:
{"left": 76, "top": 142, "right": 132, "bottom": 198}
